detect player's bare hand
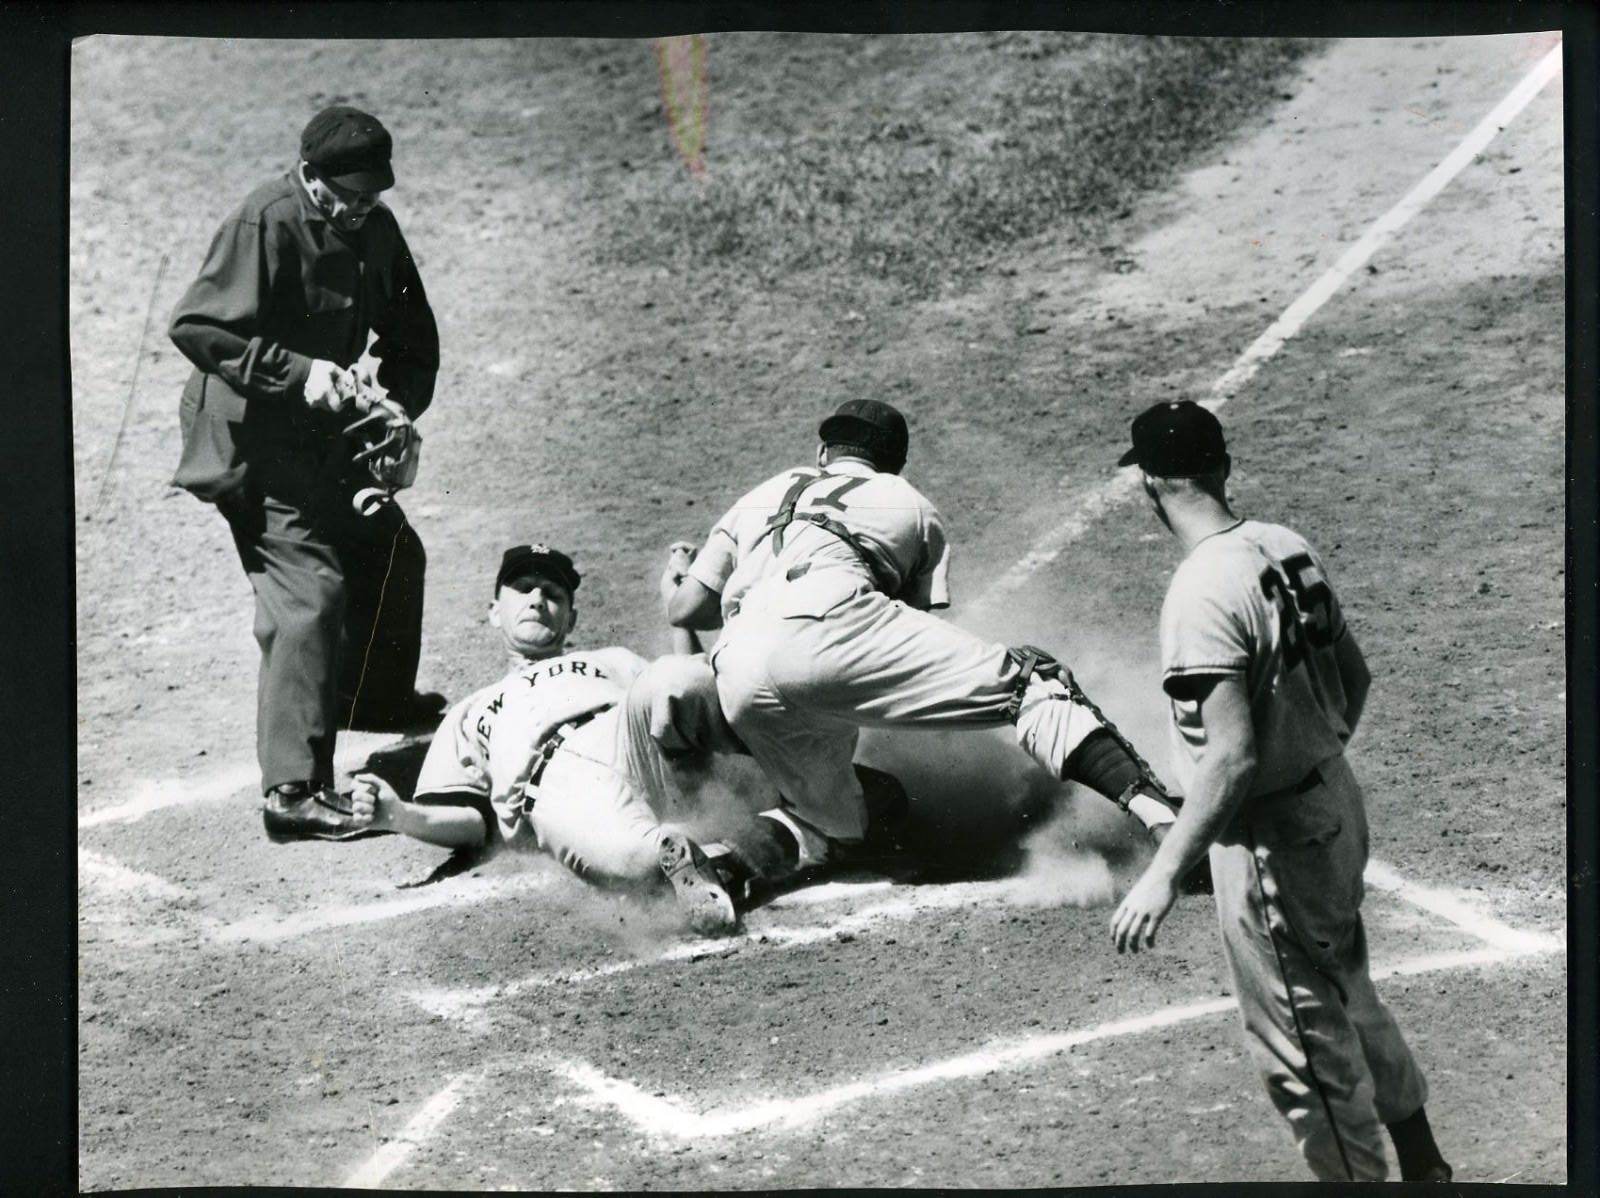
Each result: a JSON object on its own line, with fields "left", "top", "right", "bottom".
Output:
{"left": 348, "top": 773, "right": 399, "bottom": 830}
{"left": 666, "top": 540, "right": 697, "bottom": 572}
{"left": 304, "top": 358, "right": 357, "bottom": 414}
{"left": 1110, "top": 867, "right": 1179, "bottom": 955}
{"left": 661, "top": 541, "right": 697, "bottom": 604}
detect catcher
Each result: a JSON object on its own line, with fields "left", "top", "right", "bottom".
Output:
{"left": 168, "top": 105, "right": 443, "bottom": 843}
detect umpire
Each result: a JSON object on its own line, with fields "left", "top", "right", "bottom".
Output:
{"left": 168, "top": 106, "right": 443, "bottom": 842}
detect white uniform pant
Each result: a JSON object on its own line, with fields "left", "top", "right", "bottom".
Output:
{"left": 528, "top": 655, "right": 737, "bottom": 883}
{"left": 711, "top": 586, "right": 1104, "bottom": 843}
{"left": 1211, "top": 753, "right": 1427, "bottom": 1181}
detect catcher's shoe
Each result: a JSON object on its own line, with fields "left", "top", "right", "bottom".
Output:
{"left": 659, "top": 831, "right": 740, "bottom": 936}
{"left": 262, "top": 782, "right": 365, "bottom": 843}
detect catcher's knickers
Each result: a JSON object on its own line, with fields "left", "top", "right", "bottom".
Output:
{"left": 1211, "top": 753, "right": 1427, "bottom": 1181}
{"left": 711, "top": 581, "right": 1104, "bottom": 843}
{"left": 528, "top": 655, "right": 731, "bottom": 882}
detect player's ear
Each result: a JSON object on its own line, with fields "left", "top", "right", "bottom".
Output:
{"left": 487, "top": 595, "right": 502, "bottom": 629}
{"left": 566, "top": 607, "right": 579, "bottom": 635}
{"left": 1220, "top": 454, "right": 1232, "bottom": 481}
{"left": 816, "top": 442, "right": 827, "bottom": 469}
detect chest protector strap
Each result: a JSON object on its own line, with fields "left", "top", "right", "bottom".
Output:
{"left": 759, "top": 472, "right": 897, "bottom": 596}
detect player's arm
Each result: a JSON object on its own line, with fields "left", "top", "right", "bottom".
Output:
{"left": 662, "top": 538, "right": 726, "bottom": 631}
{"left": 349, "top": 774, "right": 490, "bottom": 849}
{"left": 1110, "top": 673, "right": 1257, "bottom": 954}
{"left": 1331, "top": 626, "right": 1371, "bottom": 739}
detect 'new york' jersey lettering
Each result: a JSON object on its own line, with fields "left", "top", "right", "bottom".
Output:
{"left": 414, "top": 647, "right": 647, "bottom": 841}
{"left": 1159, "top": 520, "right": 1352, "bottom": 798}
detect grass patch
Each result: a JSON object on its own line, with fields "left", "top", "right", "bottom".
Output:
{"left": 604, "top": 33, "right": 1317, "bottom": 295}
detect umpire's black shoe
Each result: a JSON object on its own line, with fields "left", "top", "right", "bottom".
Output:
{"left": 262, "top": 782, "right": 364, "bottom": 843}
{"left": 340, "top": 690, "right": 447, "bottom": 733}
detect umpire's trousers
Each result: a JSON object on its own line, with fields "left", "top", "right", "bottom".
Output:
{"left": 1211, "top": 753, "right": 1428, "bottom": 1181}
{"left": 218, "top": 446, "right": 426, "bottom": 794}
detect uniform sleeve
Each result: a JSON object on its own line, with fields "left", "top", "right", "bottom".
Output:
{"left": 685, "top": 516, "right": 741, "bottom": 595}
{"left": 596, "top": 647, "right": 650, "bottom": 687}
{"left": 168, "top": 212, "right": 313, "bottom": 402}
{"left": 1160, "top": 564, "right": 1251, "bottom": 697}
{"left": 900, "top": 500, "right": 951, "bottom": 610}
{"left": 368, "top": 217, "right": 440, "bottom": 418}
{"left": 413, "top": 698, "right": 490, "bottom": 799}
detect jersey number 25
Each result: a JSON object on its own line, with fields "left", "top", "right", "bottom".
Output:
{"left": 1259, "top": 552, "right": 1336, "bottom": 671}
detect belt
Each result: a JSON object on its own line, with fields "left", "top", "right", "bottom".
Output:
{"left": 519, "top": 708, "right": 604, "bottom": 813}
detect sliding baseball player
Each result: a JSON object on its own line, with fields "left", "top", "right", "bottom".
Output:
{"left": 346, "top": 542, "right": 746, "bottom": 932}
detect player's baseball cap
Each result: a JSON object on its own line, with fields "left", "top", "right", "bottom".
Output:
{"left": 818, "top": 399, "right": 909, "bottom": 473}
{"left": 300, "top": 106, "right": 395, "bottom": 192}
{"left": 1117, "top": 400, "right": 1228, "bottom": 477}
{"left": 495, "top": 544, "right": 581, "bottom": 596}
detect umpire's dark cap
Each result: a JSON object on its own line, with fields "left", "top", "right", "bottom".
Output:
{"left": 1118, "top": 400, "right": 1228, "bottom": 477}
{"left": 495, "top": 544, "right": 581, "bottom": 596}
{"left": 301, "top": 106, "right": 395, "bottom": 192}
{"left": 819, "top": 399, "right": 909, "bottom": 473}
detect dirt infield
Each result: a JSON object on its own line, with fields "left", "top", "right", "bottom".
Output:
{"left": 73, "top": 30, "right": 1565, "bottom": 1188}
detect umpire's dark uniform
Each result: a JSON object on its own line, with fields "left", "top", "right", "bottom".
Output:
{"left": 169, "top": 107, "right": 440, "bottom": 840}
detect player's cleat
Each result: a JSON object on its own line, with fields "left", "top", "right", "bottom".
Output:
{"left": 262, "top": 782, "right": 365, "bottom": 843}
{"left": 339, "top": 690, "right": 447, "bottom": 733}
{"left": 658, "top": 831, "right": 739, "bottom": 936}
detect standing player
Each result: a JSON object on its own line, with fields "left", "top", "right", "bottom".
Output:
{"left": 346, "top": 542, "right": 748, "bottom": 932}
{"left": 168, "top": 106, "right": 443, "bottom": 842}
{"left": 662, "top": 399, "right": 1183, "bottom": 886}
{"left": 1108, "top": 400, "right": 1451, "bottom": 1182}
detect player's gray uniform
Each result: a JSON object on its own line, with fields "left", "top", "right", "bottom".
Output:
{"left": 1161, "top": 519, "right": 1427, "bottom": 1181}
{"left": 692, "top": 460, "right": 1105, "bottom": 853}
{"left": 415, "top": 649, "right": 737, "bottom": 881}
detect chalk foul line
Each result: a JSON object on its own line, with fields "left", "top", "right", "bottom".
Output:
{"left": 78, "top": 730, "right": 412, "bottom": 830}
{"left": 978, "top": 42, "right": 1562, "bottom": 606}
{"left": 552, "top": 943, "right": 1550, "bottom": 1140}
{"left": 342, "top": 1071, "right": 478, "bottom": 1189}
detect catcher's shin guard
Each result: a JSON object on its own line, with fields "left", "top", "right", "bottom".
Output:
{"left": 1011, "top": 649, "right": 1179, "bottom": 830}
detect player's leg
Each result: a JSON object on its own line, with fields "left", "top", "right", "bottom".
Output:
{"left": 712, "top": 622, "right": 867, "bottom": 845}
{"left": 325, "top": 483, "right": 433, "bottom": 730}
{"left": 1319, "top": 759, "right": 1448, "bottom": 1180}
{"left": 759, "top": 594, "right": 1172, "bottom": 830}
{"left": 1213, "top": 783, "right": 1395, "bottom": 1181}
{"left": 528, "top": 728, "right": 668, "bottom": 883}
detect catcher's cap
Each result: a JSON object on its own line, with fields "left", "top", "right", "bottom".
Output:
{"left": 301, "top": 106, "right": 395, "bottom": 192}
{"left": 818, "top": 399, "right": 909, "bottom": 473}
{"left": 1117, "top": 400, "right": 1228, "bottom": 477}
{"left": 495, "top": 544, "right": 581, "bottom": 596}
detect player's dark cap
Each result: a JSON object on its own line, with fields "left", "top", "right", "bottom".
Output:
{"left": 1117, "top": 400, "right": 1228, "bottom": 477}
{"left": 819, "top": 399, "right": 909, "bottom": 474}
{"left": 495, "top": 544, "right": 581, "bottom": 596}
{"left": 300, "top": 106, "right": 395, "bottom": 192}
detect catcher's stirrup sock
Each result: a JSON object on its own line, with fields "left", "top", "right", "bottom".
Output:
{"left": 1062, "top": 729, "right": 1144, "bottom": 800}
{"left": 1387, "top": 1106, "right": 1452, "bottom": 1181}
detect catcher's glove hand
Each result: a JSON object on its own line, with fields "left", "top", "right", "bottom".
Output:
{"left": 344, "top": 387, "right": 422, "bottom": 490}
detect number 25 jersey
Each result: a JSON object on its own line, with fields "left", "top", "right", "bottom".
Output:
{"left": 1159, "top": 520, "right": 1353, "bottom": 798}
